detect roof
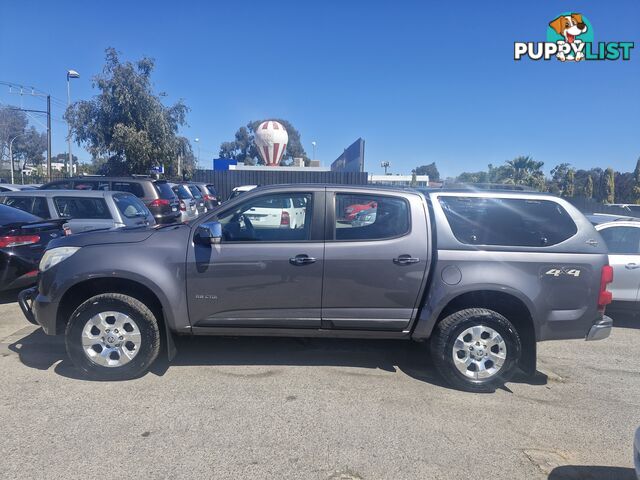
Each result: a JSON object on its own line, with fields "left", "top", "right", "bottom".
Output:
{"left": 0, "top": 189, "right": 135, "bottom": 198}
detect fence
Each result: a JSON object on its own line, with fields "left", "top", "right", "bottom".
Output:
{"left": 192, "top": 169, "right": 369, "bottom": 200}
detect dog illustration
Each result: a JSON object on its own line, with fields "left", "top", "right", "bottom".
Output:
{"left": 549, "top": 13, "right": 588, "bottom": 61}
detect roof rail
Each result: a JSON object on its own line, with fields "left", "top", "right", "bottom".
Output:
{"left": 441, "top": 182, "right": 538, "bottom": 192}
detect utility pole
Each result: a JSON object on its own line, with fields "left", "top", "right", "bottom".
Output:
{"left": 47, "top": 95, "right": 52, "bottom": 181}
{"left": 380, "top": 161, "right": 391, "bottom": 175}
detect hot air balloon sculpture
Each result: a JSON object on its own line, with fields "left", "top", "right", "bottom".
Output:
{"left": 254, "top": 121, "right": 288, "bottom": 166}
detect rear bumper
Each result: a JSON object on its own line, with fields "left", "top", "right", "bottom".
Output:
{"left": 585, "top": 315, "right": 613, "bottom": 341}
{"left": 18, "top": 286, "right": 58, "bottom": 335}
{"left": 153, "top": 211, "right": 181, "bottom": 225}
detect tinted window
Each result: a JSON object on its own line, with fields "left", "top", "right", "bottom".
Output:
{"left": 599, "top": 226, "right": 640, "bottom": 254}
{"left": 32, "top": 197, "right": 50, "bottom": 218}
{"left": 172, "top": 185, "right": 192, "bottom": 200}
{"left": 113, "top": 194, "right": 149, "bottom": 219}
{"left": 439, "top": 196, "right": 578, "bottom": 247}
{"left": 112, "top": 182, "right": 145, "bottom": 198}
{"left": 0, "top": 204, "right": 41, "bottom": 225}
{"left": 42, "top": 180, "right": 72, "bottom": 189}
{"left": 1, "top": 196, "right": 37, "bottom": 215}
{"left": 73, "top": 180, "right": 110, "bottom": 191}
{"left": 205, "top": 185, "right": 217, "bottom": 195}
{"left": 53, "top": 197, "right": 112, "bottom": 219}
{"left": 186, "top": 185, "right": 203, "bottom": 199}
{"left": 334, "top": 194, "right": 409, "bottom": 241}
{"left": 154, "top": 181, "right": 176, "bottom": 200}
{"left": 217, "top": 193, "right": 312, "bottom": 242}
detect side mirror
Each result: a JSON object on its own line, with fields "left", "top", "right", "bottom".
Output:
{"left": 195, "top": 221, "right": 222, "bottom": 245}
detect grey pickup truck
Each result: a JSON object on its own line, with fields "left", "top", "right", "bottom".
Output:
{"left": 19, "top": 184, "right": 614, "bottom": 392}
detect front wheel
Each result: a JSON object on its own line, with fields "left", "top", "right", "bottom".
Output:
{"left": 65, "top": 293, "right": 161, "bottom": 380}
{"left": 430, "top": 308, "right": 521, "bottom": 393}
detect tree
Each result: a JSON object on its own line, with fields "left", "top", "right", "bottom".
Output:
{"left": 548, "top": 163, "right": 573, "bottom": 196}
{"left": 585, "top": 175, "right": 593, "bottom": 199}
{"left": 0, "top": 107, "right": 47, "bottom": 171}
{"left": 603, "top": 167, "right": 615, "bottom": 204}
{"left": 66, "top": 48, "right": 189, "bottom": 176}
{"left": 414, "top": 162, "right": 440, "bottom": 181}
{"left": 219, "top": 119, "right": 308, "bottom": 166}
{"left": 505, "top": 155, "right": 545, "bottom": 189}
{"left": 565, "top": 168, "right": 575, "bottom": 197}
{"left": 614, "top": 171, "right": 635, "bottom": 203}
{"left": 633, "top": 157, "right": 640, "bottom": 203}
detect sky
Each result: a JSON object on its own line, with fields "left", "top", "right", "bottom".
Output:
{"left": 1, "top": 0, "right": 638, "bottom": 178}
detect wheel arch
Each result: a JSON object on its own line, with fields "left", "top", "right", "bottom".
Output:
{"left": 416, "top": 289, "right": 537, "bottom": 376}
{"left": 56, "top": 276, "right": 177, "bottom": 360}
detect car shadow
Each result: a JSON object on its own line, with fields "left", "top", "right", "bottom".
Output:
{"left": 0, "top": 288, "right": 24, "bottom": 305}
{"left": 607, "top": 310, "right": 639, "bottom": 330}
{"left": 8, "top": 328, "right": 547, "bottom": 391}
{"left": 548, "top": 465, "right": 636, "bottom": 479}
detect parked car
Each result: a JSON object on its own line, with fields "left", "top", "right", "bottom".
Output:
{"left": 40, "top": 176, "right": 181, "bottom": 225}
{"left": 242, "top": 195, "right": 307, "bottom": 229}
{"left": 0, "top": 204, "right": 67, "bottom": 291}
{"left": 0, "top": 190, "right": 155, "bottom": 233}
{"left": 595, "top": 220, "right": 640, "bottom": 311}
{"left": 351, "top": 208, "right": 377, "bottom": 227}
{"left": 227, "top": 185, "right": 258, "bottom": 201}
{"left": 189, "top": 182, "right": 220, "bottom": 210}
{"left": 182, "top": 183, "right": 207, "bottom": 214}
{"left": 342, "top": 199, "right": 377, "bottom": 221}
{"left": 19, "top": 185, "right": 614, "bottom": 390}
{"left": 0, "top": 184, "right": 38, "bottom": 192}
{"left": 168, "top": 183, "right": 198, "bottom": 222}
{"left": 586, "top": 213, "right": 637, "bottom": 225}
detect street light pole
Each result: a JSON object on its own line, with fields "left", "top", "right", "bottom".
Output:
{"left": 311, "top": 141, "right": 317, "bottom": 160}
{"left": 194, "top": 138, "right": 200, "bottom": 169}
{"left": 66, "top": 69, "right": 80, "bottom": 177}
{"left": 8, "top": 133, "right": 27, "bottom": 185}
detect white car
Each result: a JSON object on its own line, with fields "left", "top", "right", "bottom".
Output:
{"left": 243, "top": 196, "right": 306, "bottom": 229}
{"left": 595, "top": 221, "right": 640, "bottom": 307}
{"left": 635, "top": 426, "right": 640, "bottom": 479}
{"left": 227, "top": 185, "right": 258, "bottom": 201}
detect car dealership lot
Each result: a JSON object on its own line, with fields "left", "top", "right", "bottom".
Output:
{"left": 0, "top": 295, "right": 638, "bottom": 480}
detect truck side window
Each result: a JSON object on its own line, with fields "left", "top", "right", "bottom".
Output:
{"left": 53, "top": 197, "right": 112, "bottom": 220}
{"left": 598, "top": 226, "right": 640, "bottom": 254}
{"left": 217, "top": 193, "right": 313, "bottom": 242}
{"left": 334, "top": 193, "right": 409, "bottom": 241}
{"left": 438, "top": 196, "right": 578, "bottom": 247}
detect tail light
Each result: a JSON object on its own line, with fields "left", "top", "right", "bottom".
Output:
{"left": 0, "top": 235, "right": 40, "bottom": 248}
{"left": 179, "top": 201, "right": 186, "bottom": 211}
{"left": 63, "top": 224, "right": 72, "bottom": 236}
{"left": 204, "top": 194, "right": 217, "bottom": 201}
{"left": 280, "top": 211, "right": 290, "bottom": 226}
{"left": 149, "top": 199, "right": 170, "bottom": 208}
{"left": 598, "top": 265, "right": 613, "bottom": 312}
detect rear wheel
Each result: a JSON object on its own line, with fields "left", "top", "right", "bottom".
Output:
{"left": 430, "top": 308, "right": 521, "bottom": 393}
{"left": 65, "top": 293, "right": 160, "bottom": 380}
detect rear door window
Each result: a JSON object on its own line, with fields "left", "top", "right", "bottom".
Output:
{"left": 0, "top": 196, "right": 49, "bottom": 217}
{"left": 438, "top": 196, "right": 578, "bottom": 247}
{"left": 154, "top": 181, "right": 176, "bottom": 200}
{"left": 73, "top": 180, "right": 110, "bottom": 191}
{"left": 53, "top": 197, "right": 112, "bottom": 219}
{"left": 333, "top": 193, "right": 410, "bottom": 241}
{"left": 112, "top": 182, "right": 145, "bottom": 198}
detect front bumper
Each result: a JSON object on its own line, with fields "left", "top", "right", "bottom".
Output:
{"left": 585, "top": 315, "right": 613, "bottom": 341}
{"left": 18, "top": 286, "right": 59, "bottom": 335}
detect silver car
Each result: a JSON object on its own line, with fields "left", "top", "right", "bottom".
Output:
{"left": 169, "top": 183, "right": 198, "bottom": 222}
{"left": 0, "top": 190, "right": 155, "bottom": 233}
{"left": 595, "top": 220, "right": 640, "bottom": 308}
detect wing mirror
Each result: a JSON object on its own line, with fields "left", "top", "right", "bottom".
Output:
{"left": 195, "top": 221, "right": 222, "bottom": 245}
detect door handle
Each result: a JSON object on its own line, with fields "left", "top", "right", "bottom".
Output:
{"left": 393, "top": 255, "right": 420, "bottom": 265}
{"left": 625, "top": 263, "right": 640, "bottom": 270}
{"left": 289, "top": 254, "right": 317, "bottom": 266}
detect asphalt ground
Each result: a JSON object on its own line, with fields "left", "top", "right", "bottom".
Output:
{"left": 0, "top": 289, "right": 638, "bottom": 479}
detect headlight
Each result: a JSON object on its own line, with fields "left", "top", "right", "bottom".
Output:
{"left": 39, "top": 247, "right": 81, "bottom": 272}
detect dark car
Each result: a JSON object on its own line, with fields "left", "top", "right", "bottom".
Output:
{"left": 188, "top": 182, "right": 220, "bottom": 210}
{"left": 0, "top": 204, "right": 67, "bottom": 291}
{"left": 20, "top": 185, "right": 612, "bottom": 392}
{"left": 40, "top": 176, "right": 181, "bottom": 225}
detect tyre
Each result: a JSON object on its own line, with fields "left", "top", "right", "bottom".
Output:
{"left": 430, "top": 308, "right": 521, "bottom": 393}
{"left": 65, "top": 293, "right": 161, "bottom": 380}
